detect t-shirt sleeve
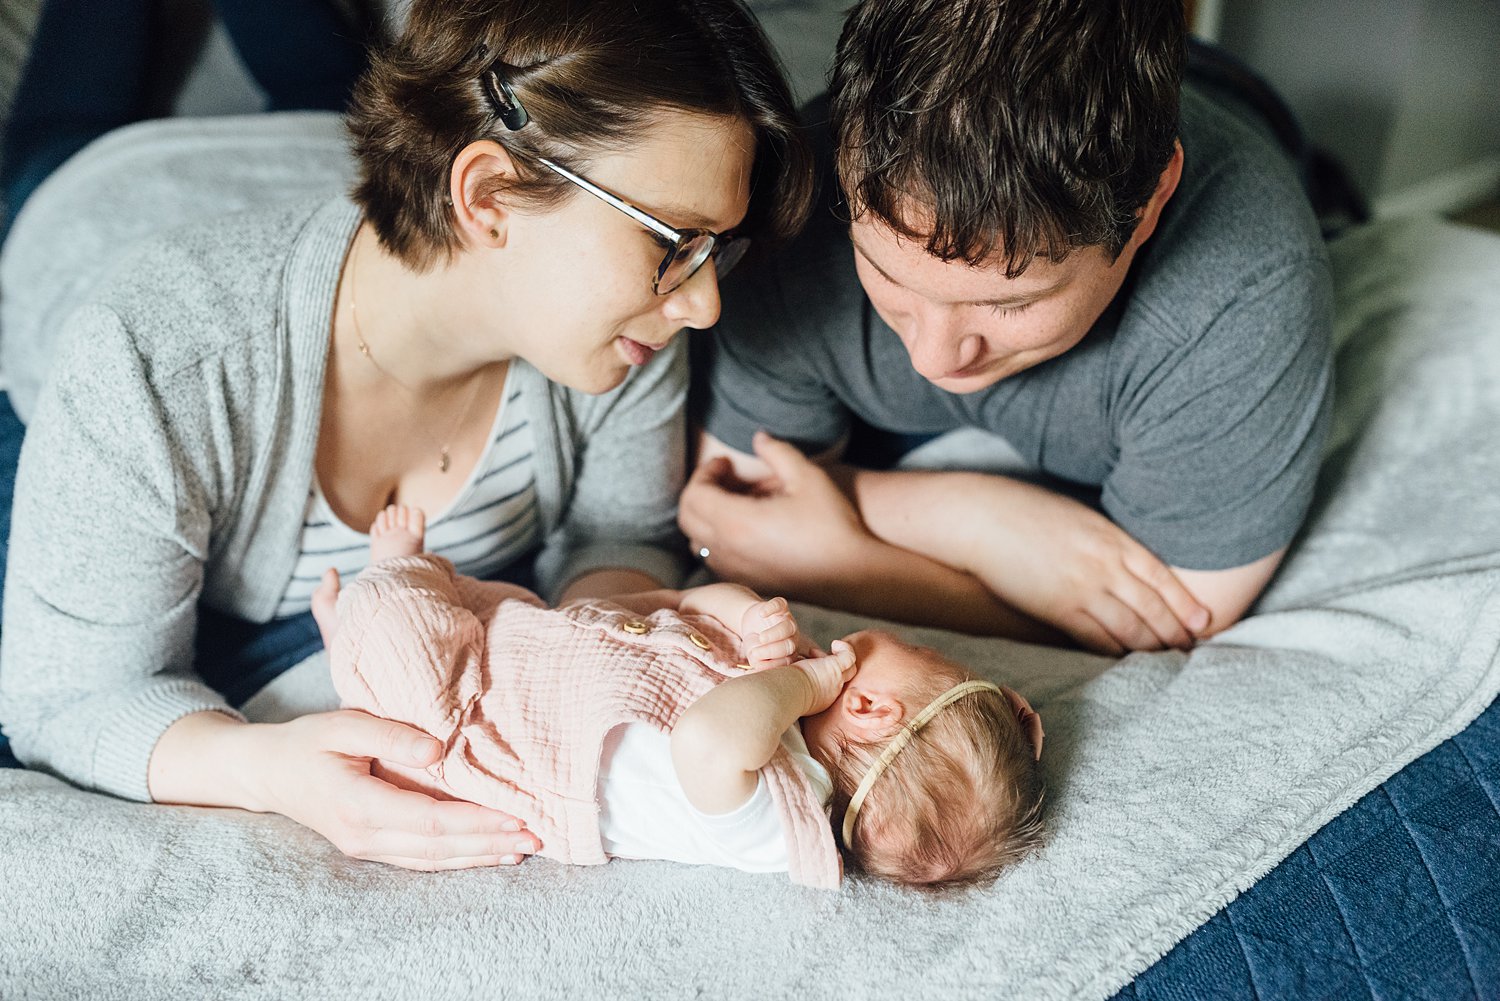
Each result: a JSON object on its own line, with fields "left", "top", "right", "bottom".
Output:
{"left": 691, "top": 256, "right": 853, "bottom": 457}
{"left": 1102, "top": 257, "right": 1334, "bottom": 570}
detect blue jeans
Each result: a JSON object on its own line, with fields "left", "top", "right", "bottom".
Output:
{"left": 0, "top": 0, "right": 370, "bottom": 245}
{"left": 0, "top": 395, "right": 22, "bottom": 767}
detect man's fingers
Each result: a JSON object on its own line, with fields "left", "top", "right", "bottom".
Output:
{"left": 1067, "top": 612, "right": 1127, "bottom": 657}
{"left": 1126, "top": 551, "right": 1211, "bottom": 636}
{"left": 1111, "top": 572, "right": 1193, "bottom": 649}
{"left": 1087, "top": 600, "right": 1166, "bottom": 653}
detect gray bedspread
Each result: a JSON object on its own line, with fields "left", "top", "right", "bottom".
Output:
{"left": 2, "top": 216, "right": 1498, "bottom": 1001}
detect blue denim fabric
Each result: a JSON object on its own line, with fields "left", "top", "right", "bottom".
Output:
{"left": 0, "top": 394, "right": 21, "bottom": 767}
{"left": 1, "top": 0, "right": 369, "bottom": 245}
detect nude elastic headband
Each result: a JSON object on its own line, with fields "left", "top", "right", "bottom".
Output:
{"left": 839, "top": 679, "right": 1003, "bottom": 849}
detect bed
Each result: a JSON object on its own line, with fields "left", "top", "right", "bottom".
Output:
{"left": 2, "top": 186, "right": 1498, "bottom": 996}
{"left": 3, "top": 4, "right": 1499, "bottom": 995}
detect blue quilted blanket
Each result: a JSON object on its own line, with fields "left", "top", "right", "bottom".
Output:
{"left": 1117, "top": 697, "right": 1500, "bottom": 1000}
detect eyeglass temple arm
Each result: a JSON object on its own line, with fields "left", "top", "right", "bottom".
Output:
{"left": 536, "top": 157, "right": 684, "bottom": 244}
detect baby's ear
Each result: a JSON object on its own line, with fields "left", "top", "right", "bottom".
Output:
{"left": 1001, "top": 686, "right": 1044, "bottom": 761}
{"left": 843, "top": 689, "right": 905, "bottom": 740}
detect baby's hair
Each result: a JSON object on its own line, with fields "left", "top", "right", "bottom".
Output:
{"left": 832, "top": 669, "right": 1045, "bottom": 887}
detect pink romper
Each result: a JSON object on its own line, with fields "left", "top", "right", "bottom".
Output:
{"left": 329, "top": 555, "right": 841, "bottom": 889}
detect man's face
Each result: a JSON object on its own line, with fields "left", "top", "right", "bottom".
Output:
{"left": 848, "top": 214, "right": 1143, "bottom": 394}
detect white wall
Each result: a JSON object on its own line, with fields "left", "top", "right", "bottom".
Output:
{"left": 1216, "top": 0, "right": 1500, "bottom": 216}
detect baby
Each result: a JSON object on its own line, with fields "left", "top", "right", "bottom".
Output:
{"left": 312, "top": 505, "right": 1046, "bottom": 888}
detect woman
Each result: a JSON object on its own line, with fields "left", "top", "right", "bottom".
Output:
{"left": 0, "top": 0, "right": 812, "bottom": 871}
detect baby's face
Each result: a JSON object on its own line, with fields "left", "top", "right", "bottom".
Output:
{"left": 801, "top": 629, "right": 969, "bottom": 758}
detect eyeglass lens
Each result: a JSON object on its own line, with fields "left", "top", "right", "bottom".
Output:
{"left": 657, "top": 234, "right": 751, "bottom": 294}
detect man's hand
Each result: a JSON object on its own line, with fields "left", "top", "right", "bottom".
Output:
{"left": 854, "top": 470, "right": 1211, "bottom": 654}
{"left": 679, "top": 431, "right": 873, "bottom": 594}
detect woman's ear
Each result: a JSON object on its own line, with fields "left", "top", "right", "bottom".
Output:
{"left": 841, "top": 688, "right": 906, "bottom": 741}
{"left": 1001, "top": 685, "right": 1044, "bottom": 761}
{"left": 449, "top": 139, "right": 518, "bottom": 249}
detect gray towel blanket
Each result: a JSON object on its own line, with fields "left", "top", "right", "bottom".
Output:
{"left": 2, "top": 217, "right": 1497, "bottom": 1000}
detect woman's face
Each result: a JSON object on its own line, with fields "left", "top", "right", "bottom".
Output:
{"left": 465, "top": 111, "right": 758, "bottom": 394}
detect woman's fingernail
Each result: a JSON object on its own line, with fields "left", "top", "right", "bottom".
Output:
{"left": 501, "top": 855, "right": 519, "bottom": 865}
{"left": 514, "top": 842, "right": 534, "bottom": 854}
{"left": 502, "top": 820, "right": 522, "bottom": 833}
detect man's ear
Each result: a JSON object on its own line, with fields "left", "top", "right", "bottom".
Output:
{"left": 842, "top": 688, "right": 906, "bottom": 741}
{"left": 1128, "top": 139, "right": 1184, "bottom": 250}
{"left": 449, "top": 139, "right": 519, "bottom": 249}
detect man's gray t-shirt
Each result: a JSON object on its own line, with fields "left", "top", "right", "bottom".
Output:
{"left": 694, "top": 86, "right": 1333, "bottom": 571}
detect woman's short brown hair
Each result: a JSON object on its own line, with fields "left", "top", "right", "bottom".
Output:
{"left": 830, "top": 0, "right": 1186, "bottom": 277}
{"left": 347, "top": 0, "right": 813, "bottom": 271}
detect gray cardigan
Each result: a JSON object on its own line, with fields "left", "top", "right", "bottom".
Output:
{"left": 0, "top": 123, "right": 687, "bottom": 802}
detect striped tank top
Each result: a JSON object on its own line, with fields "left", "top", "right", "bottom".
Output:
{"left": 274, "top": 371, "right": 539, "bottom": 617}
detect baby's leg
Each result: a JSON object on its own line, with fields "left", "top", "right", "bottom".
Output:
{"left": 369, "top": 504, "right": 427, "bottom": 562}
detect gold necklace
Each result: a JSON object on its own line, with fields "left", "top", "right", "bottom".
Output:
{"left": 346, "top": 231, "right": 488, "bottom": 474}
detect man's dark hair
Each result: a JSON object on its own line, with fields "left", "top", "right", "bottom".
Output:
{"left": 347, "top": 0, "right": 812, "bottom": 271}
{"left": 829, "top": 0, "right": 1186, "bottom": 277}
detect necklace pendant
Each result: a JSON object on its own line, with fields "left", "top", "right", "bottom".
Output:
{"left": 439, "top": 448, "right": 451, "bottom": 474}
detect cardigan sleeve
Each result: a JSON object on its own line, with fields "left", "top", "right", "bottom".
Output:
{"left": 532, "top": 338, "right": 689, "bottom": 601}
{"left": 0, "top": 305, "right": 240, "bottom": 801}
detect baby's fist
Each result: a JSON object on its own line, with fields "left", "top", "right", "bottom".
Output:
{"left": 740, "top": 597, "right": 813, "bottom": 670}
{"left": 795, "top": 641, "right": 857, "bottom": 715}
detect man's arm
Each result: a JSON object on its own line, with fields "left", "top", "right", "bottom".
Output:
{"left": 850, "top": 467, "right": 1283, "bottom": 646}
{"left": 680, "top": 432, "right": 1060, "bottom": 642}
{"left": 684, "top": 431, "right": 1237, "bottom": 652}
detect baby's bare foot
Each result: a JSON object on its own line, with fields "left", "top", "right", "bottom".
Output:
{"left": 369, "top": 504, "right": 427, "bottom": 561}
{"left": 311, "top": 568, "right": 340, "bottom": 648}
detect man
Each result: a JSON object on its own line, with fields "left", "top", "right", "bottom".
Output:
{"left": 681, "top": 0, "right": 1333, "bottom": 654}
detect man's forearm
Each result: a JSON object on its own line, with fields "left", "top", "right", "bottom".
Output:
{"left": 791, "top": 533, "right": 1056, "bottom": 641}
{"left": 848, "top": 469, "right": 998, "bottom": 572}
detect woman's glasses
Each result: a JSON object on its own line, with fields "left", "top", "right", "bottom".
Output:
{"left": 535, "top": 157, "right": 750, "bottom": 295}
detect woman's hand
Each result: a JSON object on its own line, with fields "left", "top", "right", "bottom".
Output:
{"left": 152, "top": 710, "right": 539, "bottom": 871}
{"left": 679, "top": 432, "right": 875, "bottom": 595}
{"left": 242, "top": 711, "right": 541, "bottom": 870}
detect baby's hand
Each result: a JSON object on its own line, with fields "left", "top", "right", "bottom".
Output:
{"left": 740, "top": 597, "right": 819, "bottom": 670}
{"left": 794, "top": 641, "right": 857, "bottom": 715}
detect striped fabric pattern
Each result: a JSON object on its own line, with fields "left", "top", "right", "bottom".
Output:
{"left": 274, "top": 376, "right": 538, "bottom": 617}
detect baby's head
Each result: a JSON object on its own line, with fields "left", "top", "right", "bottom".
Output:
{"left": 801, "top": 630, "right": 1045, "bottom": 887}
